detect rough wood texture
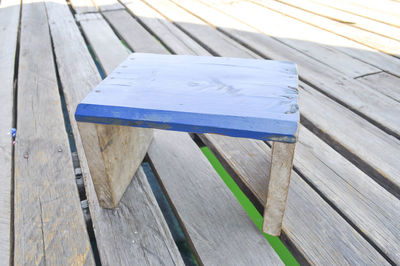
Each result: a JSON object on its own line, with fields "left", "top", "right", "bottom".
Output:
{"left": 45, "top": 1, "right": 184, "bottom": 264}
{"left": 14, "top": 1, "right": 94, "bottom": 264}
{"left": 263, "top": 142, "right": 295, "bottom": 236}
{"left": 200, "top": 132, "right": 390, "bottom": 265}
{"left": 252, "top": 0, "right": 400, "bottom": 56}
{"left": 77, "top": 122, "right": 153, "bottom": 208}
{"left": 148, "top": 130, "right": 283, "bottom": 265}
{"left": 299, "top": 82, "right": 400, "bottom": 196}
{"left": 0, "top": 0, "right": 20, "bottom": 262}
{"left": 78, "top": 6, "right": 283, "bottom": 264}
{"left": 294, "top": 126, "right": 400, "bottom": 264}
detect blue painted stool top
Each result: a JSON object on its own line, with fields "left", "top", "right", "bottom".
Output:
{"left": 75, "top": 53, "right": 299, "bottom": 142}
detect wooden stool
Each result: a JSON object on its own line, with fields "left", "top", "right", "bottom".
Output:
{"left": 75, "top": 53, "right": 299, "bottom": 236}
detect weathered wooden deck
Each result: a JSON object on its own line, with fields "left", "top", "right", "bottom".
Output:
{"left": 1, "top": 0, "right": 399, "bottom": 264}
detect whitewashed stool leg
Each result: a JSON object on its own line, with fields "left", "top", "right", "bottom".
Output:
{"left": 263, "top": 142, "right": 296, "bottom": 236}
{"left": 77, "top": 122, "right": 153, "bottom": 208}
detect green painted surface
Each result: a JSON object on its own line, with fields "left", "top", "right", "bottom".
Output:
{"left": 201, "top": 147, "right": 299, "bottom": 266}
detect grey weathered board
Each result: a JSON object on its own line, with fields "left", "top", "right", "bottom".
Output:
{"left": 277, "top": 0, "right": 400, "bottom": 41}
{"left": 45, "top": 1, "right": 185, "bottom": 264}
{"left": 173, "top": 0, "right": 380, "bottom": 79}
{"left": 102, "top": 9, "right": 168, "bottom": 54}
{"left": 75, "top": 4, "right": 284, "bottom": 264}
{"left": 160, "top": 0, "right": 400, "bottom": 195}
{"left": 0, "top": 0, "right": 20, "bottom": 262}
{"left": 293, "top": 126, "right": 400, "bottom": 263}
{"left": 14, "top": 1, "right": 94, "bottom": 264}
{"left": 200, "top": 133, "right": 391, "bottom": 265}
{"left": 302, "top": 0, "right": 400, "bottom": 28}
{"left": 148, "top": 131, "right": 283, "bottom": 265}
{"left": 356, "top": 72, "right": 400, "bottom": 103}
{"left": 93, "top": 1, "right": 398, "bottom": 263}
{"left": 194, "top": 0, "right": 400, "bottom": 77}
{"left": 69, "top": 0, "right": 97, "bottom": 13}
{"left": 123, "top": 0, "right": 209, "bottom": 56}
{"left": 136, "top": 0, "right": 260, "bottom": 59}
{"left": 252, "top": 0, "right": 400, "bottom": 56}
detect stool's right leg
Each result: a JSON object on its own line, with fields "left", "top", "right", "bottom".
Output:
{"left": 262, "top": 142, "right": 296, "bottom": 236}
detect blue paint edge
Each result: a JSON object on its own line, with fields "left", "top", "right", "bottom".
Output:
{"left": 75, "top": 104, "right": 298, "bottom": 143}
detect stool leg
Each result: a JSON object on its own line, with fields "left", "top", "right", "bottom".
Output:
{"left": 263, "top": 142, "right": 296, "bottom": 236}
{"left": 78, "top": 122, "right": 153, "bottom": 208}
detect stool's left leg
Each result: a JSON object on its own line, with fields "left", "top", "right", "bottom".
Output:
{"left": 263, "top": 142, "right": 296, "bottom": 236}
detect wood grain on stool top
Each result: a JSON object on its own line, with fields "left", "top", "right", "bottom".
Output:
{"left": 75, "top": 53, "right": 299, "bottom": 143}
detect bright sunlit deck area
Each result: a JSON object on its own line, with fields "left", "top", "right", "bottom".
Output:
{"left": 1, "top": 0, "right": 399, "bottom": 264}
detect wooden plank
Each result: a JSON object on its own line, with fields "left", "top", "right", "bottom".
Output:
{"left": 277, "top": 0, "right": 400, "bottom": 41}
{"left": 92, "top": 0, "right": 124, "bottom": 11}
{"left": 340, "top": 0, "right": 400, "bottom": 18}
{"left": 356, "top": 72, "right": 400, "bottom": 103}
{"left": 263, "top": 142, "right": 295, "bottom": 236}
{"left": 75, "top": 13, "right": 130, "bottom": 74}
{"left": 173, "top": 0, "right": 381, "bottom": 79}
{"left": 123, "top": 0, "right": 209, "bottom": 56}
{"left": 76, "top": 53, "right": 299, "bottom": 143}
{"left": 143, "top": 0, "right": 400, "bottom": 193}
{"left": 293, "top": 126, "right": 400, "bottom": 264}
{"left": 124, "top": 2, "right": 400, "bottom": 262}
{"left": 309, "top": 0, "right": 400, "bottom": 27}
{"left": 213, "top": 0, "right": 400, "bottom": 78}
{"left": 148, "top": 130, "right": 283, "bottom": 265}
{"left": 200, "top": 132, "right": 392, "bottom": 265}
{"left": 102, "top": 9, "right": 168, "bottom": 54}
{"left": 45, "top": 1, "right": 185, "bottom": 264}
{"left": 299, "top": 82, "right": 400, "bottom": 193}
{"left": 129, "top": 0, "right": 260, "bottom": 58}
{"left": 251, "top": 0, "right": 400, "bottom": 56}
{"left": 69, "top": 0, "right": 97, "bottom": 14}
{"left": 77, "top": 7, "right": 283, "bottom": 264}
{"left": 0, "top": 0, "right": 20, "bottom": 262}
{"left": 14, "top": 1, "right": 94, "bottom": 264}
